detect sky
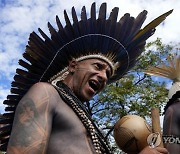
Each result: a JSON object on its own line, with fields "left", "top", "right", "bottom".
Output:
{"left": 0, "top": 0, "right": 180, "bottom": 114}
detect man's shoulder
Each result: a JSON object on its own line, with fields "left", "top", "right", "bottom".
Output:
{"left": 25, "top": 82, "right": 60, "bottom": 101}
{"left": 28, "top": 82, "right": 56, "bottom": 93}
{"left": 30, "top": 82, "right": 53, "bottom": 89}
{"left": 19, "top": 82, "right": 62, "bottom": 110}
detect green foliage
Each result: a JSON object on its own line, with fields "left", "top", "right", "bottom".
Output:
{"left": 87, "top": 38, "right": 180, "bottom": 152}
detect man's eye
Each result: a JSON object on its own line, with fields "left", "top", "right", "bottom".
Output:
{"left": 95, "top": 63, "right": 102, "bottom": 70}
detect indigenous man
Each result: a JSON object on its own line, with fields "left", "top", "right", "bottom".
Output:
{"left": 0, "top": 2, "right": 172, "bottom": 154}
{"left": 145, "top": 54, "right": 180, "bottom": 154}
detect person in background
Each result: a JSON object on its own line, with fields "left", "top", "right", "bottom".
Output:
{"left": 145, "top": 54, "right": 180, "bottom": 154}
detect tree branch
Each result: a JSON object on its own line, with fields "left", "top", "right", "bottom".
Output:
{"left": 105, "top": 126, "right": 114, "bottom": 140}
{"left": 92, "top": 107, "right": 110, "bottom": 115}
{"left": 134, "top": 73, "right": 146, "bottom": 85}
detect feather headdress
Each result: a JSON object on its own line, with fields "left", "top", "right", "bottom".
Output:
{"left": 144, "top": 54, "right": 180, "bottom": 81}
{"left": 0, "top": 2, "right": 172, "bottom": 151}
{"left": 144, "top": 54, "right": 180, "bottom": 99}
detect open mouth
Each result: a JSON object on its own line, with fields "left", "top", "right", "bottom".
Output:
{"left": 89, "top": 80, "right": 99, "bottom": 92}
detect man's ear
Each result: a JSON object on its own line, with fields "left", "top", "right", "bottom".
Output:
{"left": 68, "top": 59, "right": 78, "bottom": 73}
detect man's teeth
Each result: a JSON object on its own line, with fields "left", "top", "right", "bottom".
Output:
{"left": 91, "top": 81, "right": 96, "bottom": 85}
{"left": 89, "top": 81, "right": 98, "bottom": 91}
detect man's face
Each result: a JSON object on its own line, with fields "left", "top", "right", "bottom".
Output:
{"left": 67, "top": 59, "right": 112, "bottom": 102}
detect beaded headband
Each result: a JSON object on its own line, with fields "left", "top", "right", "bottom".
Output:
{"left": 49, "top": 53, "right": 120, "bottom": 86}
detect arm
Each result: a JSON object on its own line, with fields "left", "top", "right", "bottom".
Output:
{"left": 139, "top": 146, "right": 168, "bottom": 154}
{"left": 7, "top": 82, "right": 55, "bottom": 154}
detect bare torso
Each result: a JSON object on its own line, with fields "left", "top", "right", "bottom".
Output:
{"left": 7, "top": 82, "right": 95, "bottom": 154}
{"left": 47, "top": 84, "right": 95, "bottom": 154}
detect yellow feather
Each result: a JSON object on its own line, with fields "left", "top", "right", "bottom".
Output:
{"left": 133, "top": 9, "right": 173, "bottom": 40}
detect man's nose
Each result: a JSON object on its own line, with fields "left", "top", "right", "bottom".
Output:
{"left": 97, "top": 70, "right": 108, "bottom": 82}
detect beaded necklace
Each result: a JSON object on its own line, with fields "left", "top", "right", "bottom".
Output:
{"left": 54, "top": 82, "right": 112, "bottom": 154}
